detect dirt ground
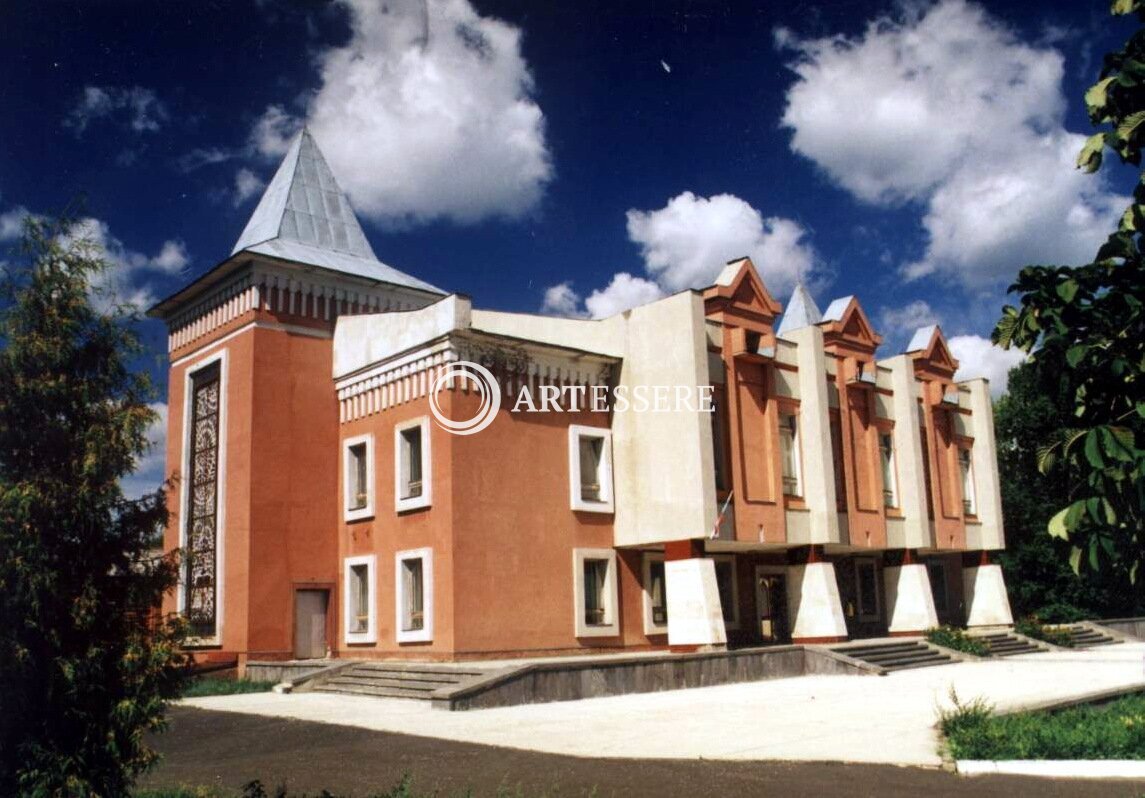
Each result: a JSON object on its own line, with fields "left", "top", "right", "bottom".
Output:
{"left": 139, "top": 707, "right": 1145, "bottom": 797}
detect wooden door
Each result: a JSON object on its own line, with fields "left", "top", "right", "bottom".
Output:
{"left": 293, "top": 589, "right": 328, "bottom": 659}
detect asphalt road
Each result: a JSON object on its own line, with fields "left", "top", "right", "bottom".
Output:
{"left": 139, "top": 706, "right": 1145, "bottom": 797}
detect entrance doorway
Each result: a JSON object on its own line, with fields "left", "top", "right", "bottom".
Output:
{"left": 293, "top": 589, "right": 329, "bottom": 659}
{"left": 754, "top": 567, "right": 788, "bottom": 644}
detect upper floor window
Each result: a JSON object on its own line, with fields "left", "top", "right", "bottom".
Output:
{"left": 712, "top": 394, "right": 729, "bottom": 492}
{"left": 779, "top": 413, "right": 802, "bottom": 497}
{"left": 569, "top": 425, "right": 614, "bottom": 513}
{"left": 395, "top": 417, "right": 431, "bottom": 512}
{"left": 959, "top": 447, "right": 976, "bottom": 516}
{"left": 342, "top": 434, "right": 374, "bottom": 522}
{"left": 879, "top": 432, "right": 899, "bottom": 509}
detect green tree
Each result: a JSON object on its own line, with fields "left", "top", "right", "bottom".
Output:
{"left": 0, "top": 217, "right": 188, "bottom": 796}
{"left": 994, "top": 1, "right": 1145, "bottom": 596}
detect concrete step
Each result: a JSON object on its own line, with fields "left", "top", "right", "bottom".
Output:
{"left": 883, "top": 656, "right": 953, "bottom": 672}
{"left": 340, "top": 668, "right": 467, "bottom": 685}
{"left": 830, "top": 640, "right": 954, "bottom": 672}
{"left": 875, "top": 653, "right": 953, "bottom": 669}
{"left": 326, "top": 675, "right": 445, "bottom": 691}
{"left": 860, "top": 648, "right": 933, "bottom": 664}
{"left": 315, "top": 683, "right": 435, "bottom": 699}
{"left": 349, "top": 662, "right": 487, "bottom": 677}
{"left": 1062, "top": 626, "right": 1122, "bottom": 648}
{"left": 834, "top": 643, "right": 925, "bottom": 657}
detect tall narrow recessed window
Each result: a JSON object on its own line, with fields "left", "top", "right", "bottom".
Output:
{"left": 712, "top": 556, "right": 741, "bottom": 629}
{"left": 395, "top": 548, "right": 433, "bottom": 643}
{"left": 185, "top": 361, "right": 221, "bottom": 640}
{"left": 712, "top": 395, "right": 729, "bottom": 492}
{"left": 880, "top": 432, "right": 899, "bottom": 509}
{"left": 573, "top": 548, "right": 619, "bottom": 637}
{"left": 927, "top": 561, "right": 949, "bottom": 615}
{"left": 342, "top": 434, "right": 374, "bottom": 521}
{"left": 779, "top": 413, "right": 802, "bottom": 497}
{"left": 343, "top": 555, "right": 376, "bottom": 644}
{"left": 569, "top": 426, "right": 614, "bottom": 513}
{"left": 959, "top": 447, "right": 976, "bottom": 516}
{"left": 395, "top": 418, "right": 431, "bottom": 512}
{"left": 855, "top": 559, "right": 880, "bottom": 621}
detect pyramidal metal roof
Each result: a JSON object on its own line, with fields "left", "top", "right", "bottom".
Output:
{"left": 906, "top": 324, "right": 938, "bottom": 353}
{"left": 821, "top": 295, "right": 855, "bottom": 323}
{"left": 776, "top": 282, "right": 823, "bottom": 335}
{"left": 231, "top": 129, "right": 443, "bottom": 294}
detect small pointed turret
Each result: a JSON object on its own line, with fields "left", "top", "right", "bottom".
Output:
{"left": 231, "top": 129, "right": 442, "bottom": 294}
{"left": 776, "top": 281, "right": 822, "bottom": 335}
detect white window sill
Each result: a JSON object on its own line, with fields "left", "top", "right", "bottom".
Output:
{"left": 345, "top": 632, "right": 377, "bottom": 645}
{"left": 396, "top": 628, "right": 432, "bottom": 644}
{"left": 396, "top": 495, "right": 431, "bottom": 513}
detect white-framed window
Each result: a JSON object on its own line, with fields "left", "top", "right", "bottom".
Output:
{"left": 855, "top": 558, "right": 880, "bottom": 622}
{"left": 573, "top": 548, "right": 619, "bottom": 637}
{"left": 959, "top": 447, "right": 976, "bottom": 516}
{"left": 342, "top": 433, "right": 374, "bottom": 522}
{"left": 779, "top": 413, "right": 803, "bottom": 497}
{"left": 568, "top": 425, "right": 614, "bottom": 513}
{"left": 710, "top": 555, "right": 741, "bottom": 630}
{"left": 343, "top": 554, "right": 377, "bottom": 644}
{"left": 641, "top": 552, "right": 668, "bottom": 635}
{"left": 395, "top": 548, "right": 433, "bottom": 643}
{"left": 395, "top": 417, "right": 432, "bottom": 513}
{"left": 879, "top": 431, "right": 899, "bottom": 509}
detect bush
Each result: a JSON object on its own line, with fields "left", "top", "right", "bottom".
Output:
{"left": 182, "top": 678, "right": 276, "bottom": 698}
{"left": 926, "top": 626, "right": 989, "bottom": 657}
{"left": 941, "top": 692, "right": 1145, "bottom": 760}
{"left": 1015, "top": 617, "right": 1075, "bottom": 648}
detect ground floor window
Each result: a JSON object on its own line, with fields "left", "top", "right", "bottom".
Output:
{"left": 343, "top": 555, "right": 376, "bottom": 644}
{"left": 573, "top": 548, "right": 619, "bottom": 637}
{"left": 711, "top": 555, "right": 741, "bottom": 630}
{"left": 395, "top": 548, "right": 433, "bottom": 643}
{"left": 642, "top": 553, "right": 668, "bottom": 634}
{"left": 855, "top": 558, "right": 880, "bottom": 622}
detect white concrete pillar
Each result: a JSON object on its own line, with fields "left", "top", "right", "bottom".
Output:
{"left": 665, "top": 558, "right": 727, "bottom": 648}
{"left": 884, "top": 563, "right": 939, "bottom": 634}
{"left": 963, "top": 564, "right": 1014, "bottom": 627}
{"left": 787, "top": 325, "right": 842, "bottom": 544}
{"left": 787, "top": 562, "right": 848, "bottom": 642}
{"left": 964, "top": 379, "right": 1005, "bottom": 551}
{"left": 886, "top": 356, "right": 931, "bottom": 549}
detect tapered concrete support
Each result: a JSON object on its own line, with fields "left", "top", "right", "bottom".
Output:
{"left": 787, "top": 562, "right": 848, "bottom": 643}
{"left": 963, "top": 564, "right": 1013, "bottom": 627}
{"left": 665, "top": 558, "right": 728, "bottom": 648}
{"left": 884, "top": 564, "right": 939, "bottom": 635}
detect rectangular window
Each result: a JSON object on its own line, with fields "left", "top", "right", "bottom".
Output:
{"left": 712, "top": 556, "right": 741, "bottom": 629}
{"left": 642, "top": 553, "right": 668, "bottom": 634}
{"left": 184, "top": 360, "right": 222, "bottom": 640}
{"left": 927, "top": 561, "right": 949, "bottom": 615}
{"left": 569, "top": 426, "right": 614, "bottom": 513}
{"left": 342, "top": 434, "right": 374, "bottom": 521}
{"left": 394, "top": 418, "right": 431, "bottom": 512}
{"left": 959, "top": 447, "right": 976, "bottom": 516}
{"left": 830, "top": 413, "right": 847, "bottom": 510}
{"left": 779, "top": 413, "right": 802, "bottom": 497}
{"left": 573, "top": 548, "right": 619, "bottom": 637}
{"left": 855, "top": 559, "right": 880, "bottom": 621}
{"left": 712, "top": 393, "right": 729, "bottom": 492}
{"left": 395, "top": 548, "right": 433, "bottom": 643}
{"left": 343, "top": 555, "right": 376, "bottom": 644}
{"left": 880, "top": 432, "right": 899, "bottom": 509}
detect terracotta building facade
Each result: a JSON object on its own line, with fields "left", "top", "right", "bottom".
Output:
{"left": 152, "top": 131, "right": 1014, "bottom": 669}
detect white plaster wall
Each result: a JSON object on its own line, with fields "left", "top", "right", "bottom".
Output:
{"left": 965, "top": 378, "right": 1005, "bottom": 550}
{"left": 665, "top": 558, "right": 728, "bottom": 647}
{"left": 885, "top": 355, "right": 932, "bottom": 550}
{"left": 333, "top": 294, "right": 470, "bottom": 378}
{"left": 884, "top": 564, "right": 939, "bottom": 634}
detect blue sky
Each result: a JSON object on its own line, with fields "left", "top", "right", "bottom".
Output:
{"left": 0, "top": 0, "right": 1137, "bottom": 493}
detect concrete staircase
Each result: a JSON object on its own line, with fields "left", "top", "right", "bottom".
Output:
{"left": 974, "top": 631, "right": 1046, "bottom": 657}
{"left": 313, "top": 662, "right": 490, "bottom": 700}
{"left": 830, "top": 640, "right": 955, "bottom": 672}
{"left": 1058, "top": 624, "right": 1123, "bottom": 649}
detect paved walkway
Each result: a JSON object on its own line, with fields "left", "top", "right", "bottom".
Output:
{"left": 184, "top": 642, "right": 1145, "bottom": 766}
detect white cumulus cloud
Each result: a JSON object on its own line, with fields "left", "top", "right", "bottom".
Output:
{"left": 879, "top": 299, "right": 940, "bottom": 334}
{"left": 121, "top": 402, "right": 169, "bottom": 501}
{"left": 583, "top": 273, "right": 664, "bottom": 319}
{"left": 949, "top": 334, "right": 1027, "bottom": 396}
{"left": 60, "top": 218, "right": 189, "bottom": 311}
{"left": 64, "top": 85, "right": 168, "bottom": 136}
{"left": 233, "top": 168, "right": 267, "bottom": 206}
{"left": 779, "top": 0, "right": 1125, "bottom": 288}
{"left": 251, "top": 0, "right": 552, "bottom": 225}
{"left": 540, "top": 281, "right": 586, "bottom": 318}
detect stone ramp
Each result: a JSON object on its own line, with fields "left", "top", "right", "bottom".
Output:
{"left": 828, "top": 639, "right": 956, "bottom": 672}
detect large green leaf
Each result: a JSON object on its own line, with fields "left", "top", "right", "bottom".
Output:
{"left": 1078, "top": 132, "right": 1106, "bottom": 172}
{"left": 1085, "top": 78, "right": 1116, "bottom": 118}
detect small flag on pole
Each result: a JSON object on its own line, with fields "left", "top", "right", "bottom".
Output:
{"left": 710, "top": 490, "right": 734, "bottom": 539}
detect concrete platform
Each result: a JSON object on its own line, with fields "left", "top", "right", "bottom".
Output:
{"left": 184, "top": 642, "right": 1145, "bottom": 767}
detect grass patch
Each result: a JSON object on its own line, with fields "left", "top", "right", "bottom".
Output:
{"left": 940, "top": 689, "right": 1145, "bottom": 760}
{"left": 925, "top": 626, "right": 989, "bottom": 657}
{"left": 181, "top": 677, "right": 276, "bottom": 698}
{"left": 1014, "top": 617, "right": 1075, "bottom": 648}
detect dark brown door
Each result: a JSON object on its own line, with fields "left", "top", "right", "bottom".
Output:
{"left": 293, "top": 589, "right": 329, "bottom": 659}
{"left": 755, "top": 570, "right": 788, "bottom": 644}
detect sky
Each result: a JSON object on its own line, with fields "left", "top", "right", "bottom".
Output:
{"left": 0, "top": 0, "right": 1137, "bottom": 495}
